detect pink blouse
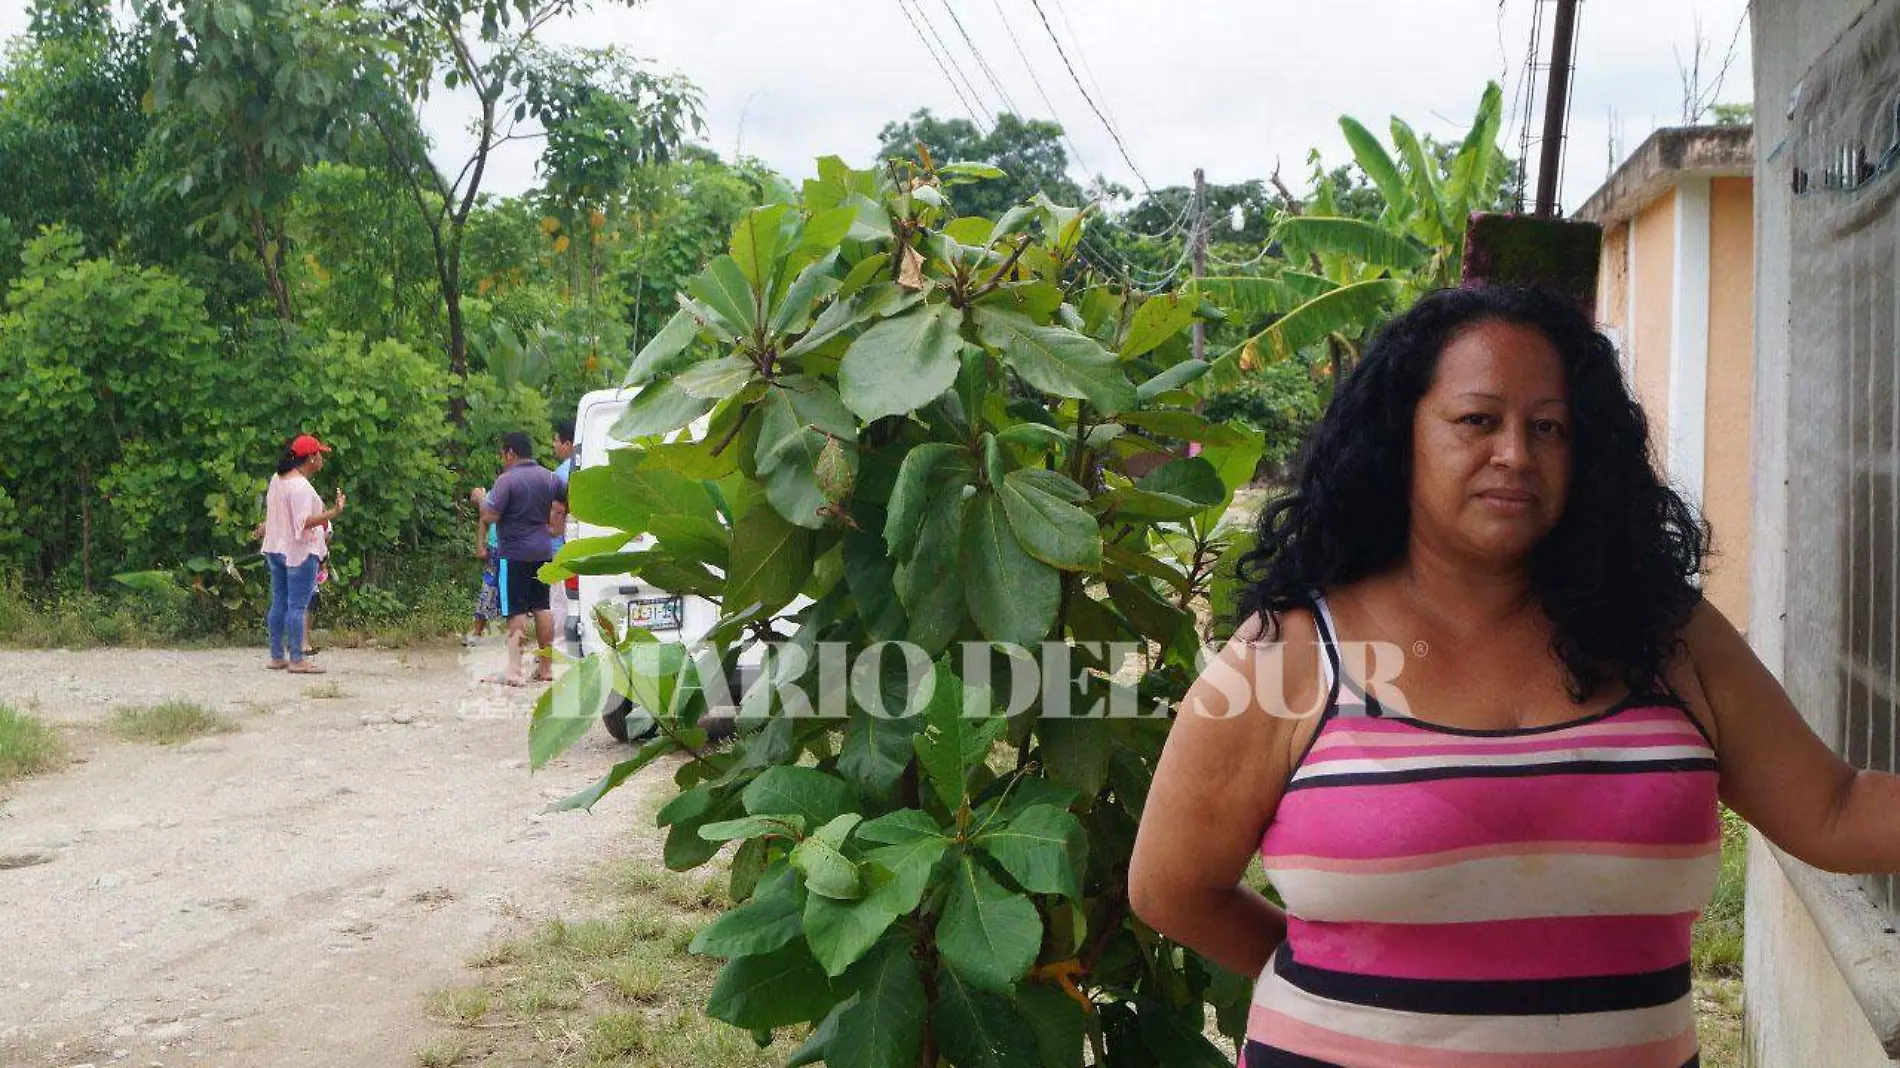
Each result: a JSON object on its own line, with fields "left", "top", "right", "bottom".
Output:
{"left": 262, "top": 474, "right": 325, "bottom": 568}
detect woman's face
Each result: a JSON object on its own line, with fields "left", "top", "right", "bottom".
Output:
{"left": 1408, "top": 318, "right": 1571, "bottom": 566}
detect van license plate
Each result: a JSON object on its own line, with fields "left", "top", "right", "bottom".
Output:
{"left": 626, "top": 596, "right": 683, "bottom": 631}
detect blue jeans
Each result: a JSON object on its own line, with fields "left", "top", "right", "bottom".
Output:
{"left": 265, "top": 552, "right": 320, "bottom": 662}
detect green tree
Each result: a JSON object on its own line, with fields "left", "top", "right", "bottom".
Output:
{"left": 534, "top": 155, "right": 1263, "bottom": 1066}
{"left": 876, "top": 109, "right": 1086, "bottom": 217}
{"left": 369, "top": 0, "right": 693, "bottom": 417}
{"left": 0, "top": 14, "right": 153, "bottom": 253}
{"left": 145, "top": 0, "right": 386, "bottom": 319}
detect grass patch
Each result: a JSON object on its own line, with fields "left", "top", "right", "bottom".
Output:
{"left": 415, "top": 1039, "right": 473, "bottom": 1068}
{"left": 1696, "top": 976, "right": 1744, "bottom": 1068}
{"left": 108, "top": 700, "right": 237, "bottom": 745}
{"left": 304, "top": 681, "right": 348, "bottom": 700}
{"left": 1692, "top": 806, "right": 1748, "bottom": 979}
{"left": 0, "top": 704, "right": 66, "bottom": 783}
{"left": 425, "top": 865, "right": 778, "bottom": 1068}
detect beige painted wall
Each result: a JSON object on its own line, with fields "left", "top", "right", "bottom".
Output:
{"left": 1632, "top": 192, "right": 1676, "bottom": 458}
{"left": 1599, "top": 219, "right": 1631, "bottom": 342}
{"left": 1704, "top": 177, "right": 1755, "bottom": 631}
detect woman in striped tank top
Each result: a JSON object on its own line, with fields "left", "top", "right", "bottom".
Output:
{"left": 1130, "top": 285, "right": 1900, "bottom": 1067}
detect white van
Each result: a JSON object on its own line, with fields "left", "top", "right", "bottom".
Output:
{"left": 566, "top": 388, "right": 809, "bottom": 741}
{"left": 565, "top": 388, "right": 722, "bottom": 740}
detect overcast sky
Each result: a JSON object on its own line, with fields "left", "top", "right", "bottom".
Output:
{"left": 1, "top": 0, "right": 1753, "bottom": 213}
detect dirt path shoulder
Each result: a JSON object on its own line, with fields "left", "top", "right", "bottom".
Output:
{"left": 0, "top": 645, "right": 656, "bottom": 1068}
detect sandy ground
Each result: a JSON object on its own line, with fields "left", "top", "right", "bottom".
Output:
{"left": 0, "top": 643, "right": 661, "bottom": 1068}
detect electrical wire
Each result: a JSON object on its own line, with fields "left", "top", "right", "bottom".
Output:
{"left": 1025, "top": 0, "right": 1155, "bottom": 195}
{"left": 900, "top": 0, "right": 995, "bottom": 130}
{"left": 1047, "top": 0, "right": 1126, "bottom": 144}
{"left": 987, "top": 0, "right": 1093, "bottom": 174}
{"left": 934, "top": 0, "right": 1023, "bottom": 120}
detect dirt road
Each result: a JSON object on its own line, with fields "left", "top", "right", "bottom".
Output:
{"left": 0, "top": 644, "right": 660, "bottom": 1068}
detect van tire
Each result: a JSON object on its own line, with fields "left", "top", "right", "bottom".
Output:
{"left": 600, "top": 671, "right": 745, "bottom": 744}
{"left": 601, "top": 697, "right": 654, "bottom": 744}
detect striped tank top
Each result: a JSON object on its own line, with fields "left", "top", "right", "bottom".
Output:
{"left": 1248, "top": 596, "right": 1722, "bottom": 1068}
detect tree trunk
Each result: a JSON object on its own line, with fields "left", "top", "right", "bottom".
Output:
{"left": 250, "top": 208, "right": 293, "bottom": 321}
{"left": 79, "top": 458, "right": 93, "bottom": 592}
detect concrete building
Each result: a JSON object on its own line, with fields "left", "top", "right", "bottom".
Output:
{"left": 1578, "top": 125, "right": 1757, "bottom": 631}
{"left": 1744, "top": 1, "right": 1900, "bottom": 1064}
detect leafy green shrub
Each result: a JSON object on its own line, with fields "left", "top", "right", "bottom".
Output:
{"left": 1201, "top": 354, "right": 1326, "bottom": 477}
{"left": 536, "top": 159, "right": 1264, "bottom": 1065}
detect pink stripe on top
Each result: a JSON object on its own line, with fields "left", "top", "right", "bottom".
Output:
{"left": 1245, "top": 597, "right": 1719, "bottom": 1068}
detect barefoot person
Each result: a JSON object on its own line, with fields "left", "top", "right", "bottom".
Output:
{"left": 262, "top": 434, "right": 344, "bottom": 675}
{"left": 479, "top": 431, "right": 566, "bottom": 686}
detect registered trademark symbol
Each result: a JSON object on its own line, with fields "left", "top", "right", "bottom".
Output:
{"left": 1412, "top": 641, "right": 1429, "bottom": 657}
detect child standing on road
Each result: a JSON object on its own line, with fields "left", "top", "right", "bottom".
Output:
{"left": 465, "top": 487, "right": 500, "bottom": 645}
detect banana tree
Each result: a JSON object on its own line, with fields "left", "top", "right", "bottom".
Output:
{"left": 1192, "top": 81, "right": 1506, "bottom": 391}
{"left": 530, "top": 155, "right": 1264, "bottom": 1066}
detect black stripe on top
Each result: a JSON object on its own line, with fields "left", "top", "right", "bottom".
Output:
{"left": 1274, "top": 945, "right": 1693, "bottom": 1016}
{"left": 1244, "top": 1041, "right": 1699, "bottom": 1068}
{"left": 1284, "top": 756, "right": 1721, "bottom": 792}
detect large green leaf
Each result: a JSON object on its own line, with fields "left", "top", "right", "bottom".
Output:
{"left": 894, "top": 479, "right": 968, "bottom": 653}
{"left": 1444, "top": 81, "right": 1505, "bottom": 223}
{"left": 1339, "top": 115, "right": 1410, "bottom": 217}
{"left": 1391, "top": 117, "right": 1451, "bottom": 240}
{"left": 974, "top": 804, "right": 1088, "bottom": 899}
{"left": 1039, "top": 717, "right": 1110, "bottom": 796}
{"left": 974, "top": 307, "right": 1136, "bottom": 414}
{"left": 912, "top": 661, "right": 1004, "bottom": 811}
{"left": 1119, "top": 291, "right": 1199, "bottom": 359}
{"left": 1135, "top": 457, "right": 1225, "bottom": 508}
{"left": 1272, "top": 216, "right": 1426, "bottom": 271}
{"left": 803, "top": 891, "right": 900, "bottom": 977}
{"left": 730, "top": 203, "right": 792, "bottom": 293}
{"left": 934, "top": 967, "right": 1039, "bottom": 1068}
{"left": 863, "top": 834, "right": 950, "bottom": 915}
{"left": 743, "top": 765, "right": 855, "bottom": 825}
{"left": 724, "top": 502, "right": 813, "bottom": 615}
{"left": 610, "top": 377, "right": 715, "bottom": 439}
{"left": 687, "top": 254, "right": 759, "bottom": 336}
{"left": 999, "top": 469, "right": 1101, "bottom": 571}
{"left": 757, "top": 376, "right": 858, "bottom": 467}
{"left": 936, "top": 858, "right": 1042, "bottom": 992}
{"left": 690, "top": 868, "right": 804, "bottom": 957}
{"left": 1016, "top": 982, "right": 1087, "bottom": 1068}
{"left": 625, "top": 308, "right": 700, "bottom": 385}
{"left": 838, "top": 705, "right": 923, "bottom": 793}
{"left": 705, "top": 940, "right": 837, "bottom": 1029}
{"left": 769, "top": 252, "right": 842, "bottom": 335}
{"left": 960, "top": 489, "right": 1059, "bottom": 647}
{"left": 791, "top": 813, "right": 863, "bottom": 900}
{"left": 885, "top": 443, "right": 966, "bottom": 558}
{"left": 1201, "top": 277, "right": 1403, "bottom": 393}
{"left": 838, "top": 303, "right": 964, "bottom": 422}
{"left": 830, "top": 939, "right": 927, "bottom": 1068}
{"left": 528, "top": 651, "right": 609, "bottom": 770}
{"left": 674, "top": 355, "right": 758, "bottom": 400}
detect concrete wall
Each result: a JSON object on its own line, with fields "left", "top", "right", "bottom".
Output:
{"left": 1749, "top": 1, "right": 1900, "bottom": 1065}
{"left": 1705, "top": 177, "right": 1756, "bottom": 630}
{"left": 1632, "top": 192, "right": 1677, "bottom": 455}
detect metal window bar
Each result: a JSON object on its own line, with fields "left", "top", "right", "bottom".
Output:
{"left": 1834, "top": 200, "right": 1899, "bottom": 918}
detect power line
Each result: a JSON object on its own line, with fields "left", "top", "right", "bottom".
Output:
{"left": 986, "top": 0, "right": 1092, "bottom": 173}
{"left": 911, "top": 0, "right": 1002, "bottom": 122}
{"left": 894, "top": 0, "right": 989, "bottom": 132}
{"left": 1024, "top": 0, "right": 1154, "bottom": 195}
{"left": 1046, "top": 0, "right": 1125, "bottom": 143}
{"left": 1700, "top": 6, "right": 1751, "bottom": 113}
{"left": 934, "top": 0, "right": 1023, "bottom": 120}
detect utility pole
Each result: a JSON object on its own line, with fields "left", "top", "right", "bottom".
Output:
{"left": 1533, "top": 0, "right": 1580, "bottom": 216}
{"left": 1190, "top": 167, "right": 1207, "bottom": 361}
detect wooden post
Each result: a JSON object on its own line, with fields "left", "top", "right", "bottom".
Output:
{"left": 1534, "top": 0, "right": 1580, "bottom": 216}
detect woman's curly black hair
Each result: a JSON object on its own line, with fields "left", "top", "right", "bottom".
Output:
{"left": 1233, "top": 284, "right": 1707, "bottom": 702}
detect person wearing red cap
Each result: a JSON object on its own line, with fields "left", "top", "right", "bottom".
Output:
{"left": 262, "top": 434, "right": 346, "bottom": 673}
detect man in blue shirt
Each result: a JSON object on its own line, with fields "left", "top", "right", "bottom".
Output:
{"left": 480, "top": 430, "right": 567, "bottom": 685}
